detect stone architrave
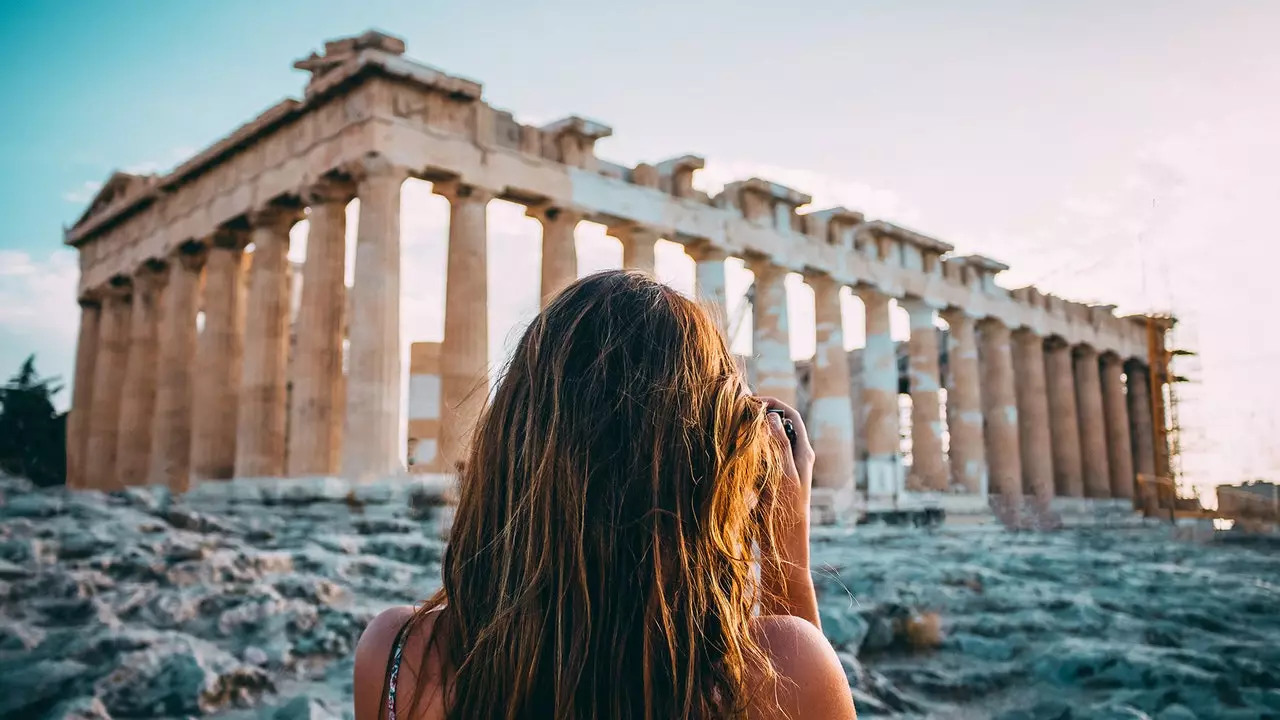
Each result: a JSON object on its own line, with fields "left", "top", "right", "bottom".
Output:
{"left": 289, "top": 178, "right": 352, "bottom": 476}
{"left": 901, "top": 298, "right": 947, "bottom": 492}
{"left": 435, "top": 180, "right": 494, "bottom": 474}
{"left": 807, "top": 274, "right": 856, "bottom": 519}
{"left": 148, "top": 243, "right": 207, "bottom": 491}
{"left": 940, "top": 309, "right": 986, "bottom": 495}
{"left": 688, "top": 242, "right": 730, "bottom": 338}
{"left": 66, "top": 298, "right": 101, "bottom": 490}
{"left": 529, "top": 203, "right": 581, "bottom": 307}
{"left": 978, "top": 318, "right": 1023, "bottom": 502}
{"left": 613, "top": 224, "right": 659, "bottom": 275}
{"left": 1045, "top": 337, "right": 1085, "bottom": 497}
{"left": 341, "top": 159, "right": 409, "bottom": 480}
{"left": 856, "top": 285, "right": 900, "bottom": 498}
{"left": 191, "top": 232, "right": 246, "bottom": 481}
{"left": 746, "top": 258, "right": 795, "bottom": 406}
{"left": 85, "top": 281, "right": 131, "bottom": 490}
{"left": 235, "top": 208, "right": 295, "bottom": 478}
{"left": 1074, "top": 345, "right": 1112, "bottom": 498}
{"left": 1101, "top": 353, "right": 1136, "bottom": 500}
{"left": 1012, "top": 328, "right": 1055, "bottom": 502}
{"left": 115, "top": 261, "right": 168, "bottom": 489}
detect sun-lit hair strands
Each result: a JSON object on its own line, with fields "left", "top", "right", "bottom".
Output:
{"left": 406, "top": 270, "right": 789, "bottom": 720}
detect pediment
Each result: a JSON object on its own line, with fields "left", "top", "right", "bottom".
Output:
{"left": 73, "top": 171, "right": 157, "bottom": 229}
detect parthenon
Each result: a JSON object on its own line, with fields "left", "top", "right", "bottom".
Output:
{"left": 62, "top": 31, "right": 1176, "bottom": 522}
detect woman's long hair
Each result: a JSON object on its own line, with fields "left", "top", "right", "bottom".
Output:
{"left": 410, "top": 270, "right": 787, "bottom": 720}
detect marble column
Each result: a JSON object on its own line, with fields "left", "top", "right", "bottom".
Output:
{"left": 1012, "top": 329, "right": 1055, "bottom": 501}
{"left": 857, "top": 286, "right": 901, "bottom": 497}
{"left": 530, "top": 204, "right": 580, "bottom": 307}
{"left": 614, "top": 224, "right": 658, "bottom": 275}
{"left": 148, "top": 243, "right": 206, "bottom": 491}
{"left": 235, "top": 208, "right": 294, "bottom": 478}
{"left": 941, "top": 309, "right": 986, "bottom": 495}
{"left": 1125, "top": 360, "right": 1157, "bottom": 477}
{"left": 436, "top": 180, "right": 493, "bottom": 474}
{"left": 342, "top": 161, "right": 409, "bottom": 479}
{"left": 1045, "top": 338, "right": 1085, "bottom": 497}
{"left": 1101, "top": 353, "right": 1135, "bottom": 500}
{"left": 902, "top": 298, "right": 947, "bottom": 492}
{"left": 115, "top": 261, "right": 167, "bottom": 489}
{"left": 289, "top": 179, "right": 352, "bottom": 476}
{"left": 978, "top": 318, "right": 1023, "bottom": 502}
{"left": 747, "top": 258, "right": 795, "bottom": 406}
{"left": 807, "top": 274, "right": 855, "bottom": 518}
{"left": 1074, "top": 345, "right": 1112, "bottom": 498}
{"left": 66, "top": 298, "right": 101, "bottom": 490}
{"left": 689, "top": 243, "right": 729, "bottom": 337}
{"left": 191, "top": 233, "right": 246, "bottom": 481}
{"left": 85, "top": 280, "right": 131, "bottom": 490}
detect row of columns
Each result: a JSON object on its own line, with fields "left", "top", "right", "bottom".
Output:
{"left": 68, "top": 168, "right": 1159, "bottom": 508}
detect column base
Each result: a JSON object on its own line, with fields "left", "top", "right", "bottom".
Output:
{"left": 1049, "top": 497, "right": 1144, "bottom": 527}
{"left": 864, "top": 456, "right": 903, "bottom": 500}
{"left": 811, "top": 482, "right": 857, "bottom": 526}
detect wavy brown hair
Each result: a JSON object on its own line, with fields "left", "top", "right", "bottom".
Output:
{"left": 408, "top": 270, "right": 788, "bottom": 720}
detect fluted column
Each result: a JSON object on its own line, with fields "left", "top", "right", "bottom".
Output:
{"left": 1125, "top": 360, "right": 1157, "bottom": 477}
{"left": 435, "top": 180, "right": 493, "bottom": 474}
{"left": 746, "top": 258, "right": 795, "bottom": 406}
{"left": 857, "top": 286, "right": 901, "bottom": 497}
{"left": 341, "top": 160, "right": 409, "bottom": 479}
{"left": 66, "top": 298, "right": 101, "bottom": 490}
{"left": 191, "top": 232, "right": 246, "bottom": 481}
{"left": 289, "top": 179, "right": 352, "bottom": 476}
{"left": 978, "top": 318, "right": 1023, "bottom": 502}
{"left": 689, "top": 243, "right": 729, "bottom": 337}
{"left": 1101, "top": 353, "right": 1135, "bottom": 500}
{"left": 614, "top": 224, "right": 658, "bottom": 275}
{"left": 235, "top": 208, "right": 295, "bottom": 478}
{"left": 148, "top": 243, "right": 206, "bottom": 491}
{"left": 115, "top": 261, "right": 167, "bottom": 489}
{"left": 1012, "top": 329, "right": 1054, "bottom": 501}
{"left": 902, "top": 298, "right": 947, "bottom": 492}
{"left": 1045, "top": 338, "right": 1084, "bottom": 497}
{"left": 530, "top": 204, "right": 580, "bottom": 307}
{"left": 941, "top": 309, "right": 986, "bottom": 495}
{"left": 807, "top": 274, "right": 855, "bottom": 518}
{"left": 85, "top": 280, "right": 131, "bottom": 490}
{"left": 1074, "top": 345, "right": 1111, "bottom": 498}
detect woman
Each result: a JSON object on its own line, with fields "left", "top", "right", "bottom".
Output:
{"left": 354, "top": 270, "right": 855, "bottom": 719}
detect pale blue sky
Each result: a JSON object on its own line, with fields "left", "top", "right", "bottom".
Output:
{"left": 1, "top": 0, "right": 1277, "bottom": 493}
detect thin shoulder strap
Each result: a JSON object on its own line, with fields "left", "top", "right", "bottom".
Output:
{"left": 380, "top": 619, "right": 414, "bottom": 720}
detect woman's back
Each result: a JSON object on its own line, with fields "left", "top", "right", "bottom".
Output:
{"left": 352, "top": 271, "right": 855, "bottom": 720}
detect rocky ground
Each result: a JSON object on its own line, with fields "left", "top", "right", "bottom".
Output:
{"left": 1, "top": 475, "right": 1278, "bottom": 720}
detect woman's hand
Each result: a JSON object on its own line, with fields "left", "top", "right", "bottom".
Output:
{"left": 756, "top": 396, "right": 820, "bottom": 629}
{"left": 760, "top": 396, "right": 815, "bottom": 515}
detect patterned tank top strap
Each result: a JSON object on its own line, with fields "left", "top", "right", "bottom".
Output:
{"left": 384, "top": 618, "right": 413, "bottom": 720}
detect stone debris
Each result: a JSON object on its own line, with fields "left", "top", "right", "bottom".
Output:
{"left": 2, "top": 473, "right": 1279, "bottom": 718}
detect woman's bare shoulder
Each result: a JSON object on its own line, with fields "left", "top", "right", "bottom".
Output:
{"left": 353, "top": 605, "right": 447, "bottom": 720}
{"left": 748, "top": 615, "right": 857, "bottom": 720}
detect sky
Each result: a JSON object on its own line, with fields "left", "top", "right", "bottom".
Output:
{"left": 1, "top": 0, "right": 1277, "bottom": 495}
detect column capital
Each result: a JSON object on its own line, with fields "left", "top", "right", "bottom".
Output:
{"left": 172, "top": 239, "right": 209, "bottom": 272}
{"left": 1099, "top": 350, "right": 1124, "bottom": 366}
{"left": 248, "top": 205, "right": 302, "bottom": 233}
{"left": 803, "top": 270, "right": 842, "bottom": 296}
{"left": 303, "top": 176, "right": 357, "bottom": 206}
{"left": 684, "top": 240, "right": 728, "bottom": 263}
{"left": 1043, "top": 334, "right": 1071, "bottom": 351}
{"left": 132, "top": 258, "right": 170, "bottom": 292}
{"left": 210, "top": 226, "right": 250, "bottom": 251}
{"left": 345, "top": 153, "right": 412, "bottom": 185}
{"left": 102, "top": 274, "right": 133, "bottom": 301}
{"left": 607, "top": 221, "right": 662, "bottom": 244}
{"left": 1012, "top": 325, "right": 1043, "bottom": 340}
{"left": 977, "top": 315, "right": 1011, "bottom": 337}
{"left": 433, "top": 179, "right": 496, "bottom": 206}
{"left": 743, "top": 253, "right": 783, "bottom": 279}
{"left": 899, "top": 295, "right": 944, "bottom": 317}
{"left": 940, "top": 305, "right": 980, "bottom": 324}
{"left": 1072, "top": 343, "right": 1099, "bottom": 360}
{"left": 525, "top": 202, "right": 583, "bottom": 228}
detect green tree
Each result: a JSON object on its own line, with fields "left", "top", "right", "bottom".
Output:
{"left": 0, "top": 355, "right": 67, "bottom": 486}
